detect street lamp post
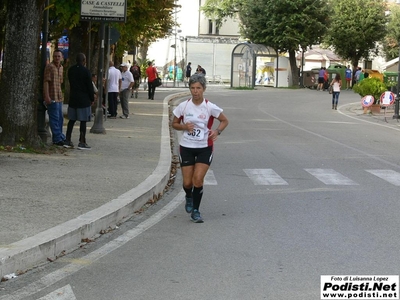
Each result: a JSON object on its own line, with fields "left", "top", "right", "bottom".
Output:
{"left": 393, "top": 44, "right": 400, "bottom": 119}
{"left": 173, "top": 29, "right": 177, "bottom": 87}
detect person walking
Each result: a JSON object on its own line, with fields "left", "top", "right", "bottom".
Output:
{"left": 330, "top": 73, "right": 342, "bottom": 110}
{"left": 65, "top": 53, "right": 94, "bottom": 150}
{"left": 185, "top": 62, "right": 192, "bottom": 81}
{"left": 119, "top": 63, "right": 134, "bottom": 119}
{"left": 145, "top": 61, "right": 158, "bottom": 100}
{"left": 43, "top": 49, "right": 70, "bottom": 147}
{"left": 107, "top": 61, "right": 122, "bottom": 118}
{"left": 171, "top": 74, "right": 229, "bottom": 223}
{"left": 130, "top": 61, "right": 141, "bottom": 98}
{"left": 323, "top": 67, "right": 328, "bottom": 91}
{"left": 317, "top": 67, "right": 324, "bottom": 91}
{"left": 345, "top": 65, "right": 352, "bottom": 90}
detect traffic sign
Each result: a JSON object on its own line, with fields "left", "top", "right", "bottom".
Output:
{"left": 380, "top": 91, "right": 395, "bottom": 107}
{"left": 361, "top": 95, "right": 374, "bottom": 107}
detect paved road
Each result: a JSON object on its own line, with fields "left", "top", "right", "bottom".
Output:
{"left": 1, "top": 87, "right": 400, "bottom": 299}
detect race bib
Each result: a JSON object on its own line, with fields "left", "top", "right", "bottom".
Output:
{"left": 186, "top": 127, "right": 205, "bottom": 141}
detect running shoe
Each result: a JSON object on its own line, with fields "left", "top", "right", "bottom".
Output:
{"left": 185, "top": 197, "right": 193, "bottom": 213}
{"left": 190, "top": 209, "right": 204, "bottom": 223}
{"left": 77, "top": 143, "right": 91, "bottom": 150}
{"left": 63, "top": 140, "right": 74, "bottom": 148}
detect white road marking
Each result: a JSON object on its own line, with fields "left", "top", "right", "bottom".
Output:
{"left": 204, "top": 170, "right": 217, "bottom": 185}
{"left": 37, "top": 285, "right": 76, "bottom": 300}
{"left": 305, "top": 169, "right": 358, "bottom": 185}
{"left": 366, "top": 169, "right": 400, "bottom": 186}
{"left": 243, "top": 169, "right": 288, "bottom": 185}
{"left": 0, "top": 192, "right": 185, "bottom": 300}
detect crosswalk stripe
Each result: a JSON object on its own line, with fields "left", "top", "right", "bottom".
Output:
{"left": 204, "top": 169, "right": 218, "bottom": 185}
{"left": 243, "top": 169, "right": 289, "bottom": 185}
{"left": 366, "top": 170, "right": 400, "bottom": 186}
{"left": 304, "top": 168, "right": 358, "bottom": 185}
{"left": 205, "top": 168, "right": 400, "bottom": 187}
{"left": 37, "top": 285, "right": 77, "bottom": 300}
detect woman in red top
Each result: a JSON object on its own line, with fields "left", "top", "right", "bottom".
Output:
{"left": 145, "top": 61, "right": 158, "bottom": 100}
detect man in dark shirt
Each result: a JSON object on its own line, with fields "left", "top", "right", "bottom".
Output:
{"left": 65, "top": 53, "right": 94, "bottom": 150}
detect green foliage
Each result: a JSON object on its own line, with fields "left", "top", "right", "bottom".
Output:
{"left": 203, "top": 0, "right": 329, "bottom": 51}
{"left": 382, "top": 5, "right": 400, "bottom": 61}
{"left": 202, "top": 0, "right": 242, "bottom": 28}
{"left": 353, "top": 77, "right": 387, "bottom": 104}
{"left": 48, "top": 0, "right": 176, "bottom": 59}
{"left": 239, "top": 0, "right": 329, "bottom": 52}
{"left": 324, "top": 0, "right": 387, "bottom": 67}
{"left": 202, "top": 0, "right": 329, "bottom": 86}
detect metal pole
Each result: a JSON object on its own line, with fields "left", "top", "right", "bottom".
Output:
{"left": 300, "top": 48, "right": 305, "bottom": 88}
{"left": 173, "top": 31, "right": 177, "bottom": 87}
{"left": 90, "top": 21, "right": 106, "bottom": 134}
{"left": 87, "top": 21, "right": 91, "bottom": 70}
{"left": 173, "top": 2, "right": 177, "bottom": 87}
{"left": 393, "top": 45, "right": 400, "bottom": 119}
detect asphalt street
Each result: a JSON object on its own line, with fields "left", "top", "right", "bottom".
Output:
{"left": 1, "top": 86, "right": 400, "bottom": 299}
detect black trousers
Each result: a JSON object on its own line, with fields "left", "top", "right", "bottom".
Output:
{"left": 108, "top": 92, "right": 118, "bottom": 117}
{"left": 148, "top": 81, "right": 156, "bottom": 99}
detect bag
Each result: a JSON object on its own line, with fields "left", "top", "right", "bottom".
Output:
{"left": 328, "top": 85, "right": 333, "bottom": 94}
{"left": 154, "top": 77, "right": 162, "bottom": 87}
{"left": 130, "top": 65, "right": 140, "bottom": 78}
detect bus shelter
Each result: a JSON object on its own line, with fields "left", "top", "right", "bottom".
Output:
{"left": 231, "top": 43, "right": 278, "bottom": 88}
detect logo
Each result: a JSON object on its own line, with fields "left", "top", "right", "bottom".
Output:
{"left": 198, "top": 113, "right": 207, "bottom": 120}
{"left": 321, "top": 275, "right": 399, "bottom": 299}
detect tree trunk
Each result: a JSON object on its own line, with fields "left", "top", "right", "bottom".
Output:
{"left": 0, "top": 0, "right": 6, "bottom": 80}
{"left": 288, "top": 49, "right": 300, "bottom": 88}
{"left": 0, "top": 0, "right": 45, "bottom": 146}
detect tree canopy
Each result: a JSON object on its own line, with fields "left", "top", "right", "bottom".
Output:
{"left": 382, "top": 4, "right": 400, "bottom": 61}
{"left": 324, "top": 0, "right": 387, "bottom": 68}
{"left": 202, "top": 0, "right": 330, "bottom": 86}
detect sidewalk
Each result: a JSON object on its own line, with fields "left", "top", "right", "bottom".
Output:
{"left": 0, "top": 88, "right": 190, "bottom": 278}
{"left": 343, "top": 100, "right": 400, "bottom": 128}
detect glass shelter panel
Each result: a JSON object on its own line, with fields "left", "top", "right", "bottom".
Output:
{"left": 231, "top": 43, "right": 278, "bottom": 88}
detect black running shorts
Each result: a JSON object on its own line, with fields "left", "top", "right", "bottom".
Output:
{"left": 179, "top": 145, "right": 213, "bottom": 167}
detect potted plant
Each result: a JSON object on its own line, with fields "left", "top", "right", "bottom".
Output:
{"left": 353, "top": 77, "right": 388, "bottom": 114}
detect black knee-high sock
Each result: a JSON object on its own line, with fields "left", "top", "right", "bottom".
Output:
{"left": 192, "top": 186, "right": 203, "bottom": 210}
{"left": 66, "top": 120, "right": 76, "bottom": 141}
{"left": 183, "top": 186, "right": 193, "bottom": 198}
{"left": 79, "top": 121, "right": 87, "bottom": 143}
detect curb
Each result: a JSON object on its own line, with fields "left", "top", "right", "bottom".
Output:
{"left": 0, "top": 91, "right": 190, "bottom": 278}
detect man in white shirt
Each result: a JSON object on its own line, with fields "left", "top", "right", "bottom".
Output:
{"left": 107, "top": 61, "right": 122, "bottom": 118}
{"left": 119, "top": 63, "right": 134, "bottom": 119}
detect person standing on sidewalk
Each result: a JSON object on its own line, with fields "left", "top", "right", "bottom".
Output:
{"left": 43, "top": 49, "right": 69, "bottom": 147}
{"left": 65, "top": 53, "right": 94, "bottom": 150}
{"left": 330, "top": 73, "right": 342, "bottom": 110}
{"left": 119, "top": 63, "right": 134, "bottom": 119}
{"left": 171, "top": 74, "right": 229, "bottom": 223}
{"left": 130, "top": 61, "right": 141, "bottom": 98}
{"left": 107, "top": 61, "right": 122, "bottom": 118}
{"left": 145, "top": 61, "right": 158, "bottom": 100}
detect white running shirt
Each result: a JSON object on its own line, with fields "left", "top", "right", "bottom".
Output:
{"left": 173, "top": 98, "right": 223, "bottom": 148}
